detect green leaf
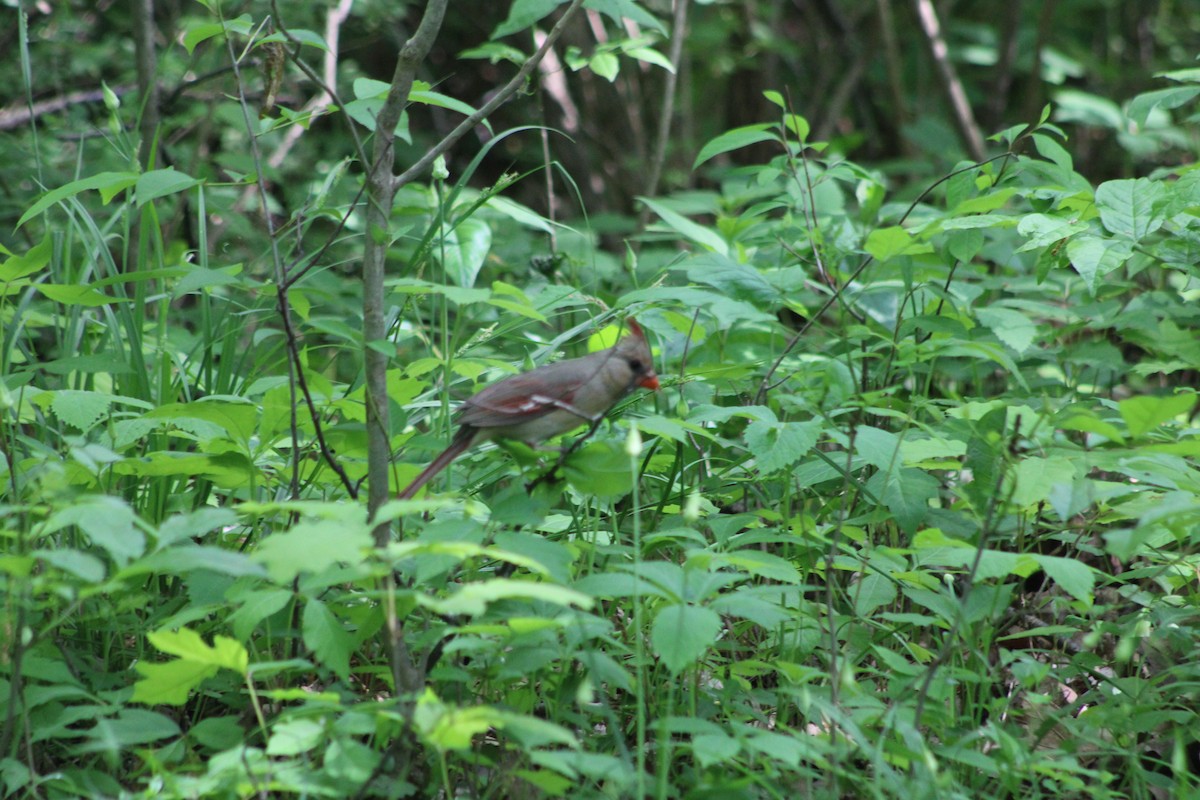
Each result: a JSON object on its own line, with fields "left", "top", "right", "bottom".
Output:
{"left": 266, "top": 718, "right": 325, "bottom": 756}
{"left": 639, "top": 197, "right": 729, "bottom": 255}
{"left": 854, "top": 426, "right": 900, "bottom": 470}
{"left": 18, "top": 172, "right": 138, "bottom": 227}
{"left": 1015, "top": 213, "right": 1088, "bottom": 252}
{"left": 424, "top": 578, "right": 594, "bottom": 617}
{"left": 651, "top": 604, "right": 722, "bottom": 673}
{"left": 1066, "top": 236, "right": 1133, "bottom": 295}
{"left": 49, "top": 390, "right": 113, "bottom": 432}
{"left": 82, "top": 710, "right": 181, "bottom": 751}
{"left": 744, "top": 420, "right": 821, "bottom": 474}
{"left": 585, "top": 0, "right": 666, "bottom": 33}
{"left": 147, "top": 400, "right": 258, "bottom": 445}
{"left": 678, "top": 253, "right": 778, "bottom": 307}
{"left": 44, "top": 496, "right": 144, "bottom": 566}
{"left": 435, "top": 218, "right": 491, "bottom": 288}
{"left": 38, "top": 284, "right": 130, "bottom": 307}
{"left": 564, "top": 440, "right": 634, "bottom": 499}
{"left": 693, "top": 124, "right": 777, "bottom": 169}
{"left": 854, "top": 572, "right": 897, "bottom": 615}
{"left": 493, "top": 0, "right": 563, "bottom": 38}
{"left": 147, "top": 628, "right": 249, "bottom": 673}
{"left": 135, "top": 168, "right": 200, "bottom": 206}
{"left": 1009, "top": 456, "right": 1077, "bottom": 508}
{"left": 867, "top": 467, "right": 938, "bottom": 535}
{"left": 1120, "top": 393, "right": 1197, "bottom": 438}
{"left": 303, "top": 599, "right": 353, "bottom": 681}
{"left": 0, "top": 233, "right": 52, "bottom": 280}
{"left": 253, "top": 519, "right": 372, "bottom": 583}
{"left": 693, "top": 732, "right": 741, "bottom": 769}
{"left": 864, "top": 226, "right": 913, "bottom": 263}
{"left": 589, "top": 51, "right": 620, "bottom": 81}
{"left": 1126, "top": 86, "right": 1200, "bottom": 128}
{"left": 132, "top": 629, "right": 248, "bottom": 705}
{"left": 1032, "top": 555, "right": 1095, "bottom": 604}
{"left": 975, "top": 307, "right": 1036, "bottom": 354}
{"left": 1094, "top": 178, "right": 1167, "bottom": 241}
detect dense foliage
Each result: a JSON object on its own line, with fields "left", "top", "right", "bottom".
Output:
{"left": 3, "top": 1, "right": 1200, "bottom": 798}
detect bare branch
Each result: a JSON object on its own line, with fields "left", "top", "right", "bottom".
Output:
{"left": 912, "top": 0, "right": 985, "bottom": 160}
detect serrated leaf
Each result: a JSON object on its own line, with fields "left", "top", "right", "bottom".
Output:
{"left": 744, "top": 420, "right": 821, "bottom": 474}
{"left": 252, "top": 519, "right": 372, "bottom": 583}
{"left": 976, "top": 307, "right": 1036, "bottom": 354}
{"left": 50, "top": 390, "right": 113, "bottom": 432}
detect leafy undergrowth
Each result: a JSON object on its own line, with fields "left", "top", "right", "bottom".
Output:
{"left": 4, "top": 53, "right": 1200, "bottom": 800}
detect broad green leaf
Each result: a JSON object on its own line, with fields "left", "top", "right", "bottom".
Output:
{"left": 1126, "top": 86, "right": 1200, "bottom": 128}
{"left": 34, "top": 548, "right": 106, "bottom": 582}
{"left": 1066, "top": 236, "right": 1133, "bottom": 294}
{"left": 855, "top": 426, "right": 901, "bottom": 471}
{"left": 1120, "top": 393, "right": 1196, "bottom": 437}
{"left": 693, "top": 733, "right": 741, "bottom": 769}
{"left": 0, "top": 233, "right": 52, "bottom": 280}
{"left": 266, "top": 718, "right": 325, "bottom": 756}
{"left": 44, "top": 496, "right": 143, "bottom": 566}
{"left": 38, "top": 284, "right": 129, "bottom": 307}
{"left": 1010, "top": 456, "right": 1077, "bottom": 508}
{"left": 693, "top": 124, "right": 777, "bottom": 169}
{"left": 82, "top": 710, "right": 181, "bottom": 750}
{"left": 227, "top": 588, "right": 294, "bottom": 640}
{"left": 424, "top": 578, "right": 594, "bottom": 617}
{"left": 253, "top": 519, "right": 372, "bottom": 583}
{"left": 976, "top": 307, "right": 1036, "bottom": 354}
{"left": 1015, "top": 213, "right": 1088, "bottom": 252}
{"left": 679, "top": 253, "right": 778, "bottom": 307}
{"left": 434, "top": 218, "right": 491, "bottom": 288}
{"left": 589, "top": 51, "right": 620, "bottom": 81}
{"left": 493, "top": 0, "right": 565, "bottom": 38}
{"left": 586, "top": 0, "right": 666, "bottom": 33}
{"left": 414, "top": 690, "right": 498, "bottom": 752}
{"left": 854, "top": 572, "right": 897, "bottom": 615}
{"left": 147, "top": 400, "right": 258, "bottom": 445}
{"left": 651, "top": 604, "right": 721, "bottom": 673}
{"left": 49, "top": 390, "right": 113, "bottom": 432}
{"left": 744, "top": 420, "right": 821, "bottom": 474}
{"left": 1033, "top": 555, "right": 1094, "bottom": 604}
{"left": 135, "top": 168, "right": 200, "bottom": 206}
{"left": 639, "top": 197, "right": 729, "bottom": 255}
{"left": 564, "top": 440, "right": 634, "bottom": 499}
{"left": 147, "top": 628, "right": 249, "bottom": 673}
{"left": 303, "top": 599, "right": 353, "bottom": 681}
{"left": 867, "top": 467, "right": 938, "bottom": 534}
{"left": 864, "top": 226, "right": 912, "bottom": 263}
{"left": 18, "top": 171, "right": 138, "bottom": 227}
{"left": 1094, "top": 178, "right": 1166, "bottom": 241}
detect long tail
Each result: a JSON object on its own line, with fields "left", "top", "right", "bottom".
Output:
{"left": 397, "top": 426, "right": 476, "bottom": 499}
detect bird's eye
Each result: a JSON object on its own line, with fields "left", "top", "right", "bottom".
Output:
{"left": 628, "top": 358, "right": 643, "bottom": 372}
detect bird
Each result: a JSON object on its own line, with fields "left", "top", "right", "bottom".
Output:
{"left": 397, "top": 317, "right": 660, "bottom": 499}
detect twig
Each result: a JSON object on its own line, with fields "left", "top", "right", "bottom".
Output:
{"left": 912, "top": 0, "right": 985, "bottom": 160}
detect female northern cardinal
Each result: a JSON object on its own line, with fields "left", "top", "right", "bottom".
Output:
{"left": 397, "top": 317, "right": 660, "bottom": 499}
